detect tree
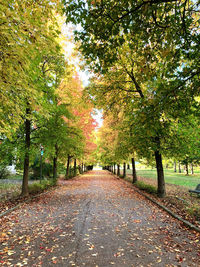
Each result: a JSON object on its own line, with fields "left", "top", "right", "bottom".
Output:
{"left": 65, "top": 0, "right": 200, "bottom": 197}
{"left": 0, "top": 0, "right": 64, "bottom": 136}
{"left": 0, "top": 0, "right": 67, "bottom": 196}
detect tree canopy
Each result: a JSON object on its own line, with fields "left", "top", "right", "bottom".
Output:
{"left": 64, "top": 0, "right": 200, "bottom": 197}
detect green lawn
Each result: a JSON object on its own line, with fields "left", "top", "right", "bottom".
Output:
{"left": 7, "top": 174, "right": 23, "bottom": 180}
{"left": 126, "top": 169, "right": 200, "bottom": 188}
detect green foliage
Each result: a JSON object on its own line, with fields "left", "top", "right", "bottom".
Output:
{"left": 28, "top": 179, "right": 56, "bottom": 195}
{"left": 30, "top": 158, "right": 52, "bottom": 180}
{"left": 69, "top": 0, "right": 200, "bottom": 197}
{"left": 0, "top": 164, "right": 10, "bottom": 179}
{"left": 0, "top": 0, "right": 64, "bottom": 135}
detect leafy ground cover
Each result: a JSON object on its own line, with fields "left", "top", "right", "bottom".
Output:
{"left": 0, "top": 170, "right": 199, "bottom": 266}
{"left": 125, "top": 171, "right": 200, "bottom": 226}
{"left": 0, "top": 179, "right": 56, "bottom": 214}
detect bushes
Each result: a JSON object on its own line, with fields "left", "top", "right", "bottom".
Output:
{"left": 30, "top": 158, "right": 52, "bottom": 180}
{"left": 28, "top": 179, "right": 56, "bottom": 194}
{"left": 65, "top": 166, "right": 80, "bottom": 179}
{"left": 0, "top": 164, "right": 10, "bottom": 179}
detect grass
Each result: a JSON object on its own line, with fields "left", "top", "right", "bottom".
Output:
{"left": 28, "top": 179, "right": 56, "bottom": 194}
{"left": 6, "top": 174, "right": 23, "bottom": 180}
{"left": 0, "top": 184, "right": 21, "bottom": 200}
{"left": 0, "top": 176, "right": 56, "bottom": 201}
{"left": 134, "top": 181, "right": 157, "bottom": 194}
{"left": 126, "top": 168, "right": 200, "bottom": 188}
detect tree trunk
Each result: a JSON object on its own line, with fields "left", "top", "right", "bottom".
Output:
{"left": 74, "top": 158, "right": 77, "bottom": 177}
{"left": 131, "top": 157, "right": 137, "bottom": 183}
{"left": 190, "top": 164, "right": 194, "bottom": 174}
{"left": 185, "top": 162, "right": 189, "bottom": 175}
{"left": 40, "top": 153, "right": 43, "bottom": 183}
{"left": 21, "top": 108, "right": 31, "bottom": 197}
{"left": 53, "top": 157, "right": 57, "bottom": 180}
{"left": 65, "top": 155, "right": 71, "bottom": 179}
{"left": 117, "top": 164, "right": 120, "bottom": 176}
{"left": 174, "top": 161, "right": 176, "bottom": 172}
{"left": 178, "top": 161, "right": 181, "bottom": 173}
{"left": 155, "top": 151, "right": 166, "bottom": 198}
{"left": 123, "top": 162, "right": 126, "bottom": 178}
{"left": 82, "top": 162, "right": 84, "bottom": 173}
{"left": 53, "top": 144, "right": 58, "bottom": 180}
{"left": 114, "top": 164, "right": 116, "bottom": 174}
{"left": 78, "top": 164, "right": 81, "bottom": 174}
{"left": 127, "top": 164, "right": 130, "bottom": 169}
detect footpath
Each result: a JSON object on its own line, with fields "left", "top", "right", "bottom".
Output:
{"left": 0, "top": 170, "right": 199, "bottom": 266}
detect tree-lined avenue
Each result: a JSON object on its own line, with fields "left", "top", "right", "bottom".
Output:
{"left": 0, "top": 170, "right": 199, "bottom": 266}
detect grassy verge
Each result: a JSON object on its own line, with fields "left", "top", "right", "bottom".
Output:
{"left": 28, "top": 179, "right": 56, "bottom": 194}
{"left": 6, "top": 174, "right": 23, "bottom": 180}
{"left": 126, "top": 169, "right": 200, "bottom": 188}
{"left": 124, "top": 170, "right": 200, "bottom": 223}
{"left": 0, "top": 184, "right": 21, "bottom": 200}
{"left": 134, "top": 181, "right": 157, "bottom": 194}
{"left": 0, "top": 179, "right": 56, "bottom": 201}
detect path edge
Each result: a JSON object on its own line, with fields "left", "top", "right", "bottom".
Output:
{"left": 0, "top": 187, "right": 56, "bottom": 218}
{"left": 114, "top": 174, "right": 200, "bottom": 233}
{"left": 0, "top": 172, "right": 88, "bottom": 218}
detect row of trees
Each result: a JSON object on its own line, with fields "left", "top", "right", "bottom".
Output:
{"left": 0, "top": 0, "right": 97, "bottom": 196}
{"left": 65, "top": 0, "right": 200, "bottom": 197}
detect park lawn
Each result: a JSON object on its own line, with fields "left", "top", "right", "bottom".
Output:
{"left": 7, "top": 174, "right": 23, "bottom": 180}
{"left": 127, "top": 169, "right": 200, "bottom": 188}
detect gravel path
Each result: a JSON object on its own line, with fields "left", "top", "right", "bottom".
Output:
{"left": 0, "top": 170, "right": 199, "bottom": 266}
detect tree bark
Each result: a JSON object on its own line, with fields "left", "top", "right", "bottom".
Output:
{"left": 178, "top": 161, "right": 181, "bottom": 173}
{"left": 53, "top": 156, "right": 57, "bottom": 180}
{"left": 65, "top": 155, "right": 71, "bottom": 179}
{"left": 53, "top": 144, "right": 58, "bottom": 180}
{"left": 78, "top": 164, "right": 81, "bottom": 174}
{"left": 22, "top": 108, "right": 31, "bottom": 197}
{"left": 131, "top": 157, "right": 137, "bottom": 183}
{"left": 185, "top": 162, "right": 189, "bottom": 175}
{"left": 174, "top": 161, "right": 176, "bottom": 172}
{"left": 123, "top": 162, "right": 126, "bottom": 178}
{"left": 113, "top": 164, "right": 116, "bottom": 174}
{"left": 117, "top": 164, "right": 120, "bottom": 176}
{"left": 127, "top": 164, "right": 130, "bottom": 169}
{"left": 190, "top": 164, "right": 194, "bottom": 174}
{"left": 155, "top": 150, "right": 166, "bottom": 198}
{"left": 82, "top": 162, "right": 84, "bottom": 173}
{"left": 74, "top": 158, "right": 77, "bottom": 177}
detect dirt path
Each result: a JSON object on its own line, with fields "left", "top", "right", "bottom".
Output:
{"left": 0, "top": 170, "right": 199, "bottom": 266}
